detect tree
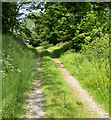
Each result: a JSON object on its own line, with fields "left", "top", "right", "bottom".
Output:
{"left": 2, "top": 2, "right": 19, "bottom": 34}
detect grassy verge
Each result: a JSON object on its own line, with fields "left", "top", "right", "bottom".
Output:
{"left": 2, "top": 34, "right": 38, "bottom": 118}
{"left": 40, "top": 50, "right": 87, "bottom": 118}
{"left": 49, "top": 41, "right": 72, "bottom": 58}
{"left": 59, "top": 51, "right": 109, "bottom": 112}
{"left": 50, "top": 41, "right": 109, "bottom": 112}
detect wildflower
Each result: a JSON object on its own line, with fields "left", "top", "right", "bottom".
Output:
{"left": 7, "top": 55, "right": 10, "bottom": 58}
{"left": 0, "top": 59, "right": 2, "bottom": 63}
{"left": 3, "top": 72, "right": 7, "bottom": 77}
{"left": 17, "top": 68, "right": 21, "bottom": 73}
{"left": 107, "top": 78, "right": 109, "bottom": 81}
{"left": 10, "top": 59, "right": 13, "bottom": 61}
{"left": 76, "top": 30, "right": 79, "bottom": 32}
{"left": 5, "top": 60, "right": 10, "bottom": 65}
{"left": 7, "top": 58, "right": 10, "bottom": 60}
{"left": 2, "top": 53, "right": 5, "bottom": 56}
{"left": 11, "top": 66, "right": 14, "bottom": 69}
{"left": 0, "top": 70, "right": 3, "bottom": 73}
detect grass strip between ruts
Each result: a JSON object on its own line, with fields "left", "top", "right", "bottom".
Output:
{"left": 40, "top": 50, "right": 87, "bottom": 118}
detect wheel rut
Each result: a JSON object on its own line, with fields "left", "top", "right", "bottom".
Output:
{"left": 24, "top": 50, "right": 45, "bottom": 118}
{"left": 48, "top": 49, "right": 109, "bottom": 118}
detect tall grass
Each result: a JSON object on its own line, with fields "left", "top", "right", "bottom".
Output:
{"left": 49, "top": 41, "right": 72, "bottom": 58}
{"left": 2, "top": 34, "right": 38, "bottom": 118}
{"left": 59, "top": 51, "right": 109, "bottom": 112}
{"left": 50, "top": 35, "right": 109, "bottom": 112}
{"left": 40, "top": 50, "right": 87, "bottom": 118}
{"left": 49, "top": 32, "right": 109, "bottom": 112}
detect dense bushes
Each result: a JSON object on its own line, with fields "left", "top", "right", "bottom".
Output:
{"left": 21, "top": 2, "right": 110, "bottom": 49}
{"left": 51, "top": 41, "right": 72, "bottom": 58}
{"left": 57, "top": 30, "right": 109, "bottom": 112}
{"left": 49, "top": 8, "right": 110, "bottom": 110}
{"left": 71, "top": 7, "right": 110, "bottom": 51}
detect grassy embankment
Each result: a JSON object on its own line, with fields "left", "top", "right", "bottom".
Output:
{"left": 40, "top": 50, "right": 87, "bottom": 118}
{"left": 2, "top": 34, "right": 38, "bottom": 118}
{"left": 49, "top": 38, "right": 109, "bottom": 112}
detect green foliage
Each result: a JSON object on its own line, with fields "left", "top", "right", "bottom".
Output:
{"left": 2, "top": 2, "right": 110, "bottom": 48}
{"left": 2, "top": 2, "right": 19, "bottom": 34}
{"left": 2, "top": 34, "right": 38, "bottom": 118}
{"left": 81, "top": 34, "right": 109, "bottom": 60}
{"left": 2, "top": 2, "right": 110, "bottom": 118}
{"left": 49, "top": 41, "right": 72, "bottom": 58}
{"left": 72, "top": 8, "right": 110, "bottom": 51}
{"left": 40, "top": 41, "right": 53, "bottom": 49}
{"left": 59, "top": 51, "right": 109, "bottom": 112}
{"left": 24, "top": 2, "right": 110, "bottom": 49}
{"left": 51, "top": 32, "right": 109, "bottom": 112}
{"left": 40, "top": 50, "right": 87, "bottom": 118}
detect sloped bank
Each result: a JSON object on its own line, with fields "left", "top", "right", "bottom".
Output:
{"left": 2, "top": 34, "right": 38, "bottom": 118}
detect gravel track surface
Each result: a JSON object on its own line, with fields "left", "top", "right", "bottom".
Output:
{"left": 24, "top": 51, "right": 45, "bottom": 118}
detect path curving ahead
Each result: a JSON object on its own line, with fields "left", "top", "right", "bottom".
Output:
{"left": 24, "top": 50, "right": 45, "bottom": 118}
{"left": 48, "top": 50, "right": 109, "bottom": 118}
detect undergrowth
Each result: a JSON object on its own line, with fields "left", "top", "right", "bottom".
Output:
{"left": 40, "top": 50, "right": 87, "bottom": 118}
{"left": 51, "top": 35, "right": 109, "bottom": 112}
{"left": 49, "top": 41, "right": 72, "bottom": 58}
{"left": 59, "top": 51, "right": 109, "bottom": 112}
{"left": 2, "top": 34, "right": 38, "bottom": 118}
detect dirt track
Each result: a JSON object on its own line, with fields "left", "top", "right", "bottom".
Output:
{"left": 24, "top": 50, "right": 45, "bottom": 118}
{"left": 48, "top": 49, "right": 109, "bottom": 118}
